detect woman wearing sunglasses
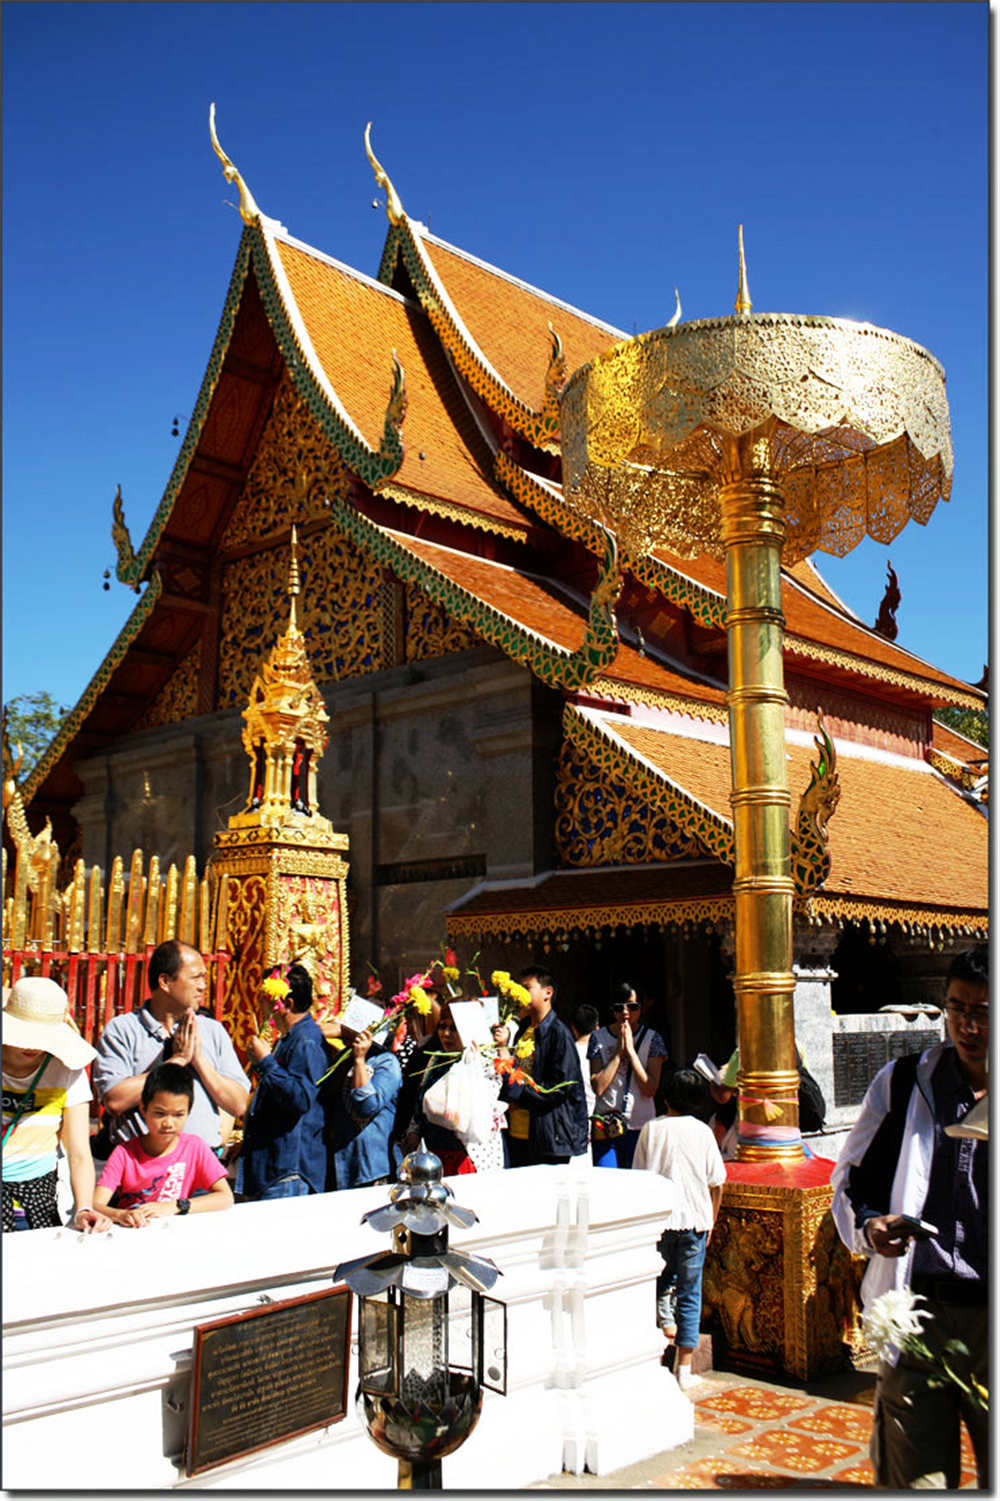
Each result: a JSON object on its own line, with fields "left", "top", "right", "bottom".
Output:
{"left": 588, "top": 983, "right": 667, "bottom": 1168}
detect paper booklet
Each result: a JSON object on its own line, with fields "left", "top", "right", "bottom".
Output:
{"left": 338, "top": 994, "right": 386, "bottom": 1036}
{"left": 693, "top": 1052, "right": 724, "bottom": 1087}
{"left": 448, "top": 1000, "right": 493, "bottom": 1050}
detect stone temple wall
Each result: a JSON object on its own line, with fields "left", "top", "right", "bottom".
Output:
{"left": 71, "top": 647, "right": 559, "bottom": 992}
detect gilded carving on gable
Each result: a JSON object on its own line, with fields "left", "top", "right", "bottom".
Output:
{"left": 404, "top": 581, "right": 480, "bottom": 662}
{"left": 217, "top": 526, "right": 383, "bottom": 709}
{"left": 222, "top": 371, "right": 349, "bottom": 549}
{"left": 554, "top": 737, "right": 713, "bottom": 867}
{"left": 135, "top": 639, "right": 202, "bottom": 730}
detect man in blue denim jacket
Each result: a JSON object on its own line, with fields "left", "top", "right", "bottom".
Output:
{"left": 239, "top": 964, "right": 329, "bottom": 1200}
{"left": 323, "top": 1014, "right": 402, "bottom": 1189}
{"left": 498, "top": 965, "right": 589, "bottom": 1166}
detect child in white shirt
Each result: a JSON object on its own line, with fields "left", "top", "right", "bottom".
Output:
{"left": 633, "top": 1067, "right": 726, "bottom": 1392}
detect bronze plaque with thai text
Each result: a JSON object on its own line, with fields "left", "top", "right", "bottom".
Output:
{"left": 186, "top": 1285, "right": 351, "bottom": 1476}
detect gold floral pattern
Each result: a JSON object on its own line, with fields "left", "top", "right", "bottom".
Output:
{"left": 554, "top": 737, "right": 713, "bottom": 867}
{"left": 217, "top": 526, "right": 383, "bottom": 709}
{"left": 135, "top": 639, "right": 202, "bottom": 729}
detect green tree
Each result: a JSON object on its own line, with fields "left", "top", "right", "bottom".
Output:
{"left": 2, "top": 691, "right": 70, "bottom": 776}
{"left": 934, "top": 706, "right": 988, "bottom": 750}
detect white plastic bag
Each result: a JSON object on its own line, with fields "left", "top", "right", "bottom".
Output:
{"left": 422, "top": 1046, "right": 495, "bottom": 1144}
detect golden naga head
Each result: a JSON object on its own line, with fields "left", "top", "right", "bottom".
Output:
{"left": 364, "top": 122, "right": 404, "bottom": 226}
{"left": 209, "top": 102, "right": 262, "bottom": 227}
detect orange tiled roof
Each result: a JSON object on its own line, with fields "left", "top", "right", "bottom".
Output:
{"left": 647, "top": 547, "right": 978, "bottom": 702}
{"left": 271, "top": 234, "right": 534, "bottom": 537}
{"left": 381, "top": 528, "right": 728, "bottom": 713}
{"left": 417, "top": 232, "right": 622, "bottom": 416}
{"left": 931, "top": 718, "right": 988, "bottom": 769}
{"left": 584, "top": 707, "right": 987, "bottom": 912}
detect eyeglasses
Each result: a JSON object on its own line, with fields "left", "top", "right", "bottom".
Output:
{"left": 611, "top": 1002, "right": 642, "bottom": 1014}
{"left": 944, "top": 1001, "right": 990, "bottom": 1031}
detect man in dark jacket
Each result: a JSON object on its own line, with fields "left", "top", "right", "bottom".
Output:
{"left": 499, "top": 964, "right": 589, "bottom": 1166}
{"left": 239, "top": 964, "right": 329, "bottom": 1199}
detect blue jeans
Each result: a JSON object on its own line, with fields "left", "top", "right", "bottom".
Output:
{"left": 656, "top": 1228, "right": 708, "bottom": 1348}
{"left": 258, "top": 1174, "right": 311, "bottom": 1200}
{"left": 592, "top": 1128, "right": 639, "bottom": 1169}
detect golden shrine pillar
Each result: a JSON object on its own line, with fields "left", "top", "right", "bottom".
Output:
{"left": 210, "top": 528, "right": 350, "bottom": 1057}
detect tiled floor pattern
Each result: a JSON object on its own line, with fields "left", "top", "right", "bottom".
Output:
{"left": 647, "top": 1382, "right": 980, "bottom": 1489}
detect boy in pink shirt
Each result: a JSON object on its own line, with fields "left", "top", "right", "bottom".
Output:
{"left": 95, "top": 1062, "right": 232, "bottom": 1226}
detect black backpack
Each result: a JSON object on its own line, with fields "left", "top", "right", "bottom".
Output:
{"left": 797, "top": 1060, "right": 827, "bottom": 1133}
{"left": 846, "top": 1051, "right": 921, "bottom": 1225}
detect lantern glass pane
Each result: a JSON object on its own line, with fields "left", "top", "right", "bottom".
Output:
{"left": 400, "top": 1293, "right": 448, "bottom": 1407}
{"left": 480, "top": 1295, "right": 507, "bottom": 1395}
{"left": 448, "top": 1283, "right": 475, "bottom": 1375}
{"left": 359, "top": 1292, "right": 398, "bottom": 1395}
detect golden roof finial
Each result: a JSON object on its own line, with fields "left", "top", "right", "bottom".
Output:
{"left": 735, "top": 224, "right": 752, "bottom": 315}
{"left": 209, "top": 102, "right": 261, "bottom": 226}
{"left": 288, "top": 524, "right": 301, "bottom": 634}
{"left": 364, "top": 122, "right": 404, "bottom": 226}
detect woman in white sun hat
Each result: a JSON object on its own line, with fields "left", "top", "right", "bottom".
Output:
{"left": 3, "top": 978, "right": 110, "bottom": 1233}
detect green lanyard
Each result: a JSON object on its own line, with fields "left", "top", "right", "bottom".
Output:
{"left": 2, "top": 1053, "right": 53, "bottom": 1151}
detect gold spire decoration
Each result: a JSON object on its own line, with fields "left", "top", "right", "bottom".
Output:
{"left": 364, "top": 122, "right": 404, "bottom": 225}
{"left": 229, "top": 527, "right": 332, "bottom": 835}
{"left": 735, "top": 224, "right": 752, "bottom": 315}
{"left": 209, "top": 102, "right": 262, "bottom": 226}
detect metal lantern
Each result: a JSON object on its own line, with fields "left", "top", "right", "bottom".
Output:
{"left": 333, "top": 1146, "right": 507, "bottom": 1489}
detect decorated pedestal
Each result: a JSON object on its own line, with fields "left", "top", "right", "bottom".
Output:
{"left": 211, "top": 528, "right": 350, "bottom": 1055}
{"left": 702, "top": 1158, "right": 867, "bottom": 1381}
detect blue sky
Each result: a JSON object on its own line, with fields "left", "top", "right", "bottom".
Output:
{"left": 2, "top": 2, "right": 988, "bottom": 714}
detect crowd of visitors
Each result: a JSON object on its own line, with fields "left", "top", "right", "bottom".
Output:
{"left": 2, "top": 940, "right": 988, "bottom": 1456}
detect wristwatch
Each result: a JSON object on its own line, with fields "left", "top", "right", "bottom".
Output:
{"left": 176, "top": 1198, "right": 191, "bottom": 1216}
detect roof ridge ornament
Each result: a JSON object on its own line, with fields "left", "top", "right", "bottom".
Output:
{"left": 364, "top": 122, "right": 405, "bottom": 226}
{"left": 667, "top": 287, "right": 682, "bottom": 329}
{"left": 111, "top": 484, "right": 141, "bottom": 591}
{"left": 209, "top": 102, "right": 262, "bottom": 226}
{"left": 735, "top": 224, "right": 752, "bottom": 315}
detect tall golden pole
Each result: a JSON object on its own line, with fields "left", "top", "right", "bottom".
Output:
{"left": 559, "top": 230, "right": 953, "bottom": 1165}
{"left": 720, "top": 437, "right": 800, "bottom": 1157}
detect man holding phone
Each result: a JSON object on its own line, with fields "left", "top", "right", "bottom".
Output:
{"left": 832, "top": 944, "right": 988, "bottom": 1488}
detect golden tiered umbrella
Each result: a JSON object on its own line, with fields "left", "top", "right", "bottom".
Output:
{"left": 559, "top": 232, "right": 953, "bottom": 1160}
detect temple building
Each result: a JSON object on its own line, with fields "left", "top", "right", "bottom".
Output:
{"left": 22, "top": 125, "right": 987, "bottom": 1071}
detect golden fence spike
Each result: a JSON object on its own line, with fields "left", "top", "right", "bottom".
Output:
{"left": 199, "top": 874, "right": 212, "bottom": 953}
{"left": 106, "top": 855, "right": 125, "bottom": 953}
{"left": 11, "top": 845, "right": 28, "bottom": 950}
{"left": 213, "top": 871, "right": 231, "bottom": 952}
{"left": 144, "top": 855, "right": 160, "bottom": 948}
{"left": 87, "top": 865, "right": 103, "bottom": 951}
{"left": 67, "top": 860, "right": 87, "bottom": 952}
{"left": 178, "top": 855, "right": 198, "bottom": 945}
{"left": 162, "top": 864, "right": 179, "bottom": 942}
{"left": 124, "top": 849, "right": 144, "bottom": 954}
{"left": 34, "top": 849, "right": 54, "bottom": 948}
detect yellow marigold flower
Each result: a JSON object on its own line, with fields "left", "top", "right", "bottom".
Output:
{"left": 509, "top": 982, "right": 531, "bottom": 1011}
{"left": 262, "top": 976, "right": 291, "bottom": 1001}
{"left": 442, "top": 966, "right": 460, "bottom": 983}
{"left": 491, "top": 970, "right": 511, "bottom": 990}
{"left": 514, "top": 1032, "right": 535, "bottom": 1059}
{"left": 409, "top": 986, "right": 433, "bottom": 1015}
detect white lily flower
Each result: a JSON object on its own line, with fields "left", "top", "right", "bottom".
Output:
{"left": 863, "top": 1287, "right": 931, "bottom": 1355}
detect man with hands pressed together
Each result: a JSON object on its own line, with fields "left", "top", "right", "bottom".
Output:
{"left": 832, "top": 944, "right": 989, "bottom": 1489}
{"left": 93, "top": 939, "right": 250, "bottom": 1155}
